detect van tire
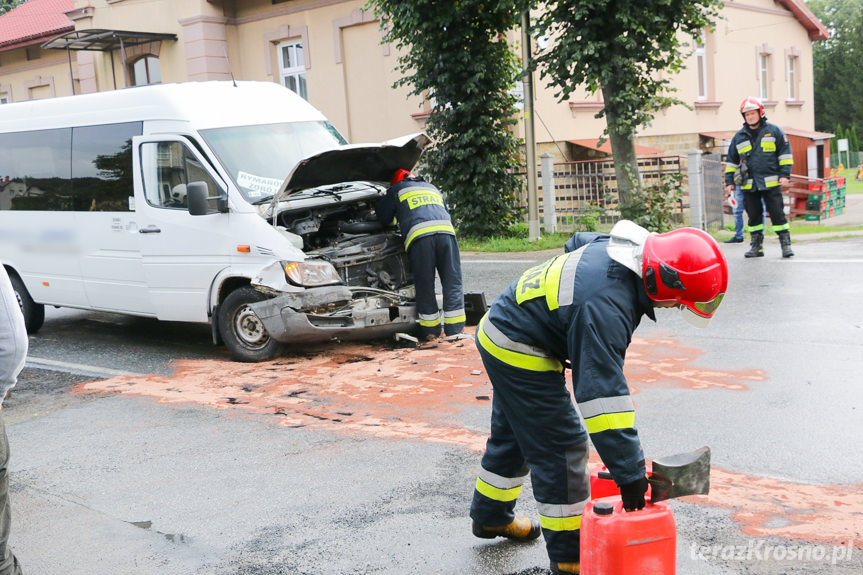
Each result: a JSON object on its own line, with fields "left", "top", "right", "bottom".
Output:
{"left": 8, "top": 271, "right": 45, "bottom": 333}
{"left": 218, "top": 286, "right": 283, "bottom": 362}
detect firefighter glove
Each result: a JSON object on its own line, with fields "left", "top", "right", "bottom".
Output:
{"left": 619, "top": 475, "right": 649, "bottom": 511}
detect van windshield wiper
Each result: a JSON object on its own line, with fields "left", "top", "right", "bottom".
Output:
{"left": 252, "top": 194, "right": 275, "bottom": 205}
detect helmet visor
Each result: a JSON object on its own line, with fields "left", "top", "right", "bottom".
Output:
{"left": 679, "top": 293, "right": 725, "bottom": 328}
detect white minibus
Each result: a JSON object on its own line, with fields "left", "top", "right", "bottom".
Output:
{"left": 0, "top": 81, "right": 425, "bottom": 361}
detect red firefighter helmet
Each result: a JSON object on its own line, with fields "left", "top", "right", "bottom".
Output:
{"left": 739, "top": 97, "right": 765, "bottom": 119}
{"left": 390, "top": 169, "right": 414, "bottom": 185}
{"left": 642, "top": 228, "right": 729, "bottom": 328}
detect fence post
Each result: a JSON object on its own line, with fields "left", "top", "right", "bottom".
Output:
{"left": 687, "top": 149, "right": 705, "bottom": 229}
{"left": 541, "top": 153, "right": 557, "bottom": 234}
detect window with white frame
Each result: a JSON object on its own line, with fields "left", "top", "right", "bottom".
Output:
{"left": 131, "top": 56, "right": 162, "bottom": 86}
{"left": 786, "top": 54, "right": 799, "bottom": 100}
{"left": 695, "top": 31, "right": 708, "bottom": 101}
{"left": 277, "top": 41, "right": 307, "bottom": 100}
{"left": 758, "top": 52, "right": 771, "bottom": 100}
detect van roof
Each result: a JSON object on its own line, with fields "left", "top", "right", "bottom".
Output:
{"left": 0, "top": 81, "right": 327, "bottom": 133}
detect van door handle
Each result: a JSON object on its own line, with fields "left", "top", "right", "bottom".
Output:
{"left": 139, "top": 227, "right": 161, "bottom": 234}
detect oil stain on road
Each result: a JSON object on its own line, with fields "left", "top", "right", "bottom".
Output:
{"left": 75, "top": 329, "right": 861, "bottom": 546}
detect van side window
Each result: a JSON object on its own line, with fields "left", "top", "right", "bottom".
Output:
{"left": 0, "top": 128, "right": 72, "bottom": 211}
{"left": 71, "top": 122, "right": 142, "bottom": 212}
{"left": 0, "top": 122, "right": 142, "bottom": 212}
{"left": 141, "top": 141, "right": 221, "bottom": 211}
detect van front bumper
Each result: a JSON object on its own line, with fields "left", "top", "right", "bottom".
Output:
{"left": 247, "top": 285, "right": 417, "bottom": 344}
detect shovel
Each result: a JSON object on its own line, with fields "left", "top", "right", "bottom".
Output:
{"left": 647, "top": 446, "right": 711, "bottom": 503}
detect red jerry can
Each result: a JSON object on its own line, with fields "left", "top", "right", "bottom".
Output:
{"left": 580, "top": 496, "right": 676, "bottom": 575}
{"left": 589, "top": 465, "right": 652, "bottom": 500}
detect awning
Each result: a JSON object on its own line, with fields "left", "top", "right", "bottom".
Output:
{"left": 569, "top": 139, "right": 664, "bottom": 156}
{"left": 41, "top": 29, "right": 176, "bottom": 51}
{"left": 699, "top": 131, "right": 734, "bottom": 141}
{"left": 784, "top": 127, "right": 834, "bottom": 141}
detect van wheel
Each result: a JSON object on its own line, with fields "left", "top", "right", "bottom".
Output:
{"left": 218, "top": 286, "right": 283, "bottom": 362}
{"left": 8, "top": 272, "right": 45, "bottom": 333}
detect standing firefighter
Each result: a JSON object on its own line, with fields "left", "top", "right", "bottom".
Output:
{"left": 376, "top": 170, "right": 465, "bottom": 340}
{"left": 469, "top": 221, "right": 728, "bottom": 574}
{"left": 725, "top": 97, "right": 795, "bottom": 258}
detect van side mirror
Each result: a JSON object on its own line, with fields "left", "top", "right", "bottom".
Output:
{"left": 187, "top": 181, "right": 229, "bottom": 216}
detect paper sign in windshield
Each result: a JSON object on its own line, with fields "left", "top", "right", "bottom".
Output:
{"left": 237, "top": 171, "right": 282, "bottom": 197}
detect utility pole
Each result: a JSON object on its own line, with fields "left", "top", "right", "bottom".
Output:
{"left": 521, "top": 12, "right": 540, "bottom": 242}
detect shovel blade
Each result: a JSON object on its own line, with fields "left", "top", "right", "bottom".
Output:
{"left": 649, "top": 446, "right": 711, "bottom": 503}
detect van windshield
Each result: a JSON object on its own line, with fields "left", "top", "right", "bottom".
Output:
{"left": 200, "top": 121, "right": 347, "bottom": 202}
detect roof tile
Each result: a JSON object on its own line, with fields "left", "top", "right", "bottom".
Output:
{"left": 0, "top": 0, "right": 74, "bottom": 49}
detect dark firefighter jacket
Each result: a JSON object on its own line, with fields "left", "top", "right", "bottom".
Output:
{"left": 375, "top": 178, "right": 455, "bottom": 250}
{"left": 724, "top": 119, "right": 793, "bottom": 191}
{"left": 479, "top": 232, "right": 655, "bottom": 486}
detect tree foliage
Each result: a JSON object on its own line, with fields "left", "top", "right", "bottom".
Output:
{"left": 810, "top": 0, "right": 863, "bottom": 134}
{"left": 528, "top": 0, "right": 720, "bottom": 219}
{"left": 0, "top": 0, "right": 25, "bottom": 16}
{"left": 368, "top": 0, "right": 525, "bottom": 237}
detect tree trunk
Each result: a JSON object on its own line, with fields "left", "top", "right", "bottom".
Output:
{"left": 601, "top": 83, "right": 643, "bottom": 220}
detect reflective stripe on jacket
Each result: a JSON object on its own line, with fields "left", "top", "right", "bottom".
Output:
{"left": 375, "top": 178, "right": 455, "bottom": 250}
{"left": 478, "top": 234, "right": 655, "bottom": 485}
{"left": 724, "top": 120, "right": 793, "bottom": 191}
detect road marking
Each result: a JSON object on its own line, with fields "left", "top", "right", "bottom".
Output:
{"left": 25, "top": 356, "right": 146, "bottom": 378}
{"left": 773, "top": 259, "right": 863, "bottom": 263}
{"left": 461, "top": 259, "right": 540, "bottom": 264}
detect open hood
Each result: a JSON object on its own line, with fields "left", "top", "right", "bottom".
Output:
{"left": 274, "top": 133, "right": 431, "bottom": 202}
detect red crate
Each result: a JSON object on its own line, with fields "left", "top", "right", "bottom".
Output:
{"left": 808, "top": 182, "right": 826, "bottom": 192}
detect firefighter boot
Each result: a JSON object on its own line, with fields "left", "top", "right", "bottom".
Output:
{"left": 778, "top": 230, "right": 794, "bottom": 258}
{"left": 550, "top": 561, "right": 580, "bottom": 574}
{"left": 744, "top": 231, "right": 764, "bottom": 258}
{"left": 471, "top": 517, "right": 541, "bottom": 541}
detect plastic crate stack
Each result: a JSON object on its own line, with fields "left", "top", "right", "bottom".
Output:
{"left": 800, "top": 177, "right": 846, "bottom": 221}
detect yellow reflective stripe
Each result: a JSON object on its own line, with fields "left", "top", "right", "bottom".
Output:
{"left": 725, "top": 166, "right": 737, "bottom": 173}
{"left": 741, "top": 182, "right": 753, "bottom": 190}
{"left": 515, "top": 257, "right": 556, "bottom": 304}
{"left": 584, "top": 411, "right": 635, "bottom": 434}
{"left": 736, "top": 142, "right": 752, "bottom": 154}
{"left": 404, "top": 224, "right": 456, "bottom": 250}
{"left": 443, "top": 314, "right": 466, "bottom": 324}
{"left": 779, "top": 159, "right": 793, "bottom": 166}
{"left": 544, "top": 255, "right": 567, "bottom": 311}
{"left": 477, "top": 317, "right": 563, "bottom": 373}
{"left": 540, "top": 514, "right": 582, "bottom": 532}
{"left": 419, "top": 317, "right": 441, "bottom": 327}
{"left": 765, "top": 180, "right": 780, "bottom": 188}
{"left": 399, "top": 189, "right": 445, "bottom": 209}
{"left": 476, "top": 477, "right": 522, "bottom": 502}
{"left": 747, "top": 223, "right": 764, "bottom": 232}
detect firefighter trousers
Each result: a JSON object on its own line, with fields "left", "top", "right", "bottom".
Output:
{"left": 744, "top": 188, "right": 789, "bottom": 233}
{"left": 409, "top": 234, "right": 465, "bottom": 338}
{"left": 470, "top": 343, "right": 590, "bottom": 563}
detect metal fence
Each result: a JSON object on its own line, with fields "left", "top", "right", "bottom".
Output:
{"left": 525, "top": 155, "right": 688, "bottom": 231}
{"left": 687, "top": 152, "right": 725, "bottom": 231}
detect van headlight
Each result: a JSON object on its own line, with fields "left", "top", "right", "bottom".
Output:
{"left": 283, "top": 260, "right": 343, "bottom": 287}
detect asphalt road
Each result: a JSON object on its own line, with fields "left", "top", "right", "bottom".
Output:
{"left": 7, "top": 234, "right": 863, "bottom": 575}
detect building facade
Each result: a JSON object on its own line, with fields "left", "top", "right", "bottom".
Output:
{"left": 0, "top": 0, "right": 828, "bottom": 160}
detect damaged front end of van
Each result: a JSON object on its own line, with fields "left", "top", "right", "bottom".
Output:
{"left": 235, "top": 134, "right": 430, "bottom": 360}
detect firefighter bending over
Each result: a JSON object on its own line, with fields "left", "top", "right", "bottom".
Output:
{"left": 376, "top": 170, "right": 465, "bottom": 340}
{"left": 469, "top": 221, "right": 728, "bottom": 574}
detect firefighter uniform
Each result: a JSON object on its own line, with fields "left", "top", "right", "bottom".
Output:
{"left": 724, "top": 120, "right": 794, "bottom": 243}
{"left": 376, "top": 177, "right": 465, "bottom": 338}
{"left": 470, "top": 231, "right": 653, "bottom": 564}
